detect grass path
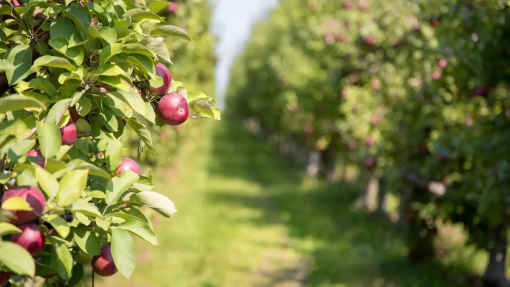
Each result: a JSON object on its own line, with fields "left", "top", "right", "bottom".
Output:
{"left": 98, "top": 119, "right": 477, "bottom": 287}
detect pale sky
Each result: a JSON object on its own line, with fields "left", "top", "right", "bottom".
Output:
{"left": 209, "top": 0, "right": 279, "bottom": 108}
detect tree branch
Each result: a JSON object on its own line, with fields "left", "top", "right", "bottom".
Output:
{"left": 402, "top": 171, "right": 447, "bottom": 196}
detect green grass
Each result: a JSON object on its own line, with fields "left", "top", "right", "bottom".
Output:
{"left": 95, "top": 118, "right": 484, "bottom": 287}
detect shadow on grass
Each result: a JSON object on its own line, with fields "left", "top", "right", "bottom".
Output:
{"left": 206, "top": 117, "right": 477, "bottom": 287}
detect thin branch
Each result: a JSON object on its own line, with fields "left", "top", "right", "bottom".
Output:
{"left": 402, "top": 171, "right": 447, "bottom": 196}
{"left": 22, "top": 118, "right": 45, "bottom": 139}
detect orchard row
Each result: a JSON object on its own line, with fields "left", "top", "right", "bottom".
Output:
{"left": 227, "top": 0, "right": 510, "bottom": 285}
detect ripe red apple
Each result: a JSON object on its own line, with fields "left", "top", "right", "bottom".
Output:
{"left": 371, "top": 80, "right": 381, "bottom": 90}
{"left": 357, "top": 0, "right": 367, "bottom": 10}
{"left": 26, "top": 149, "right": 44, "bottom": 168}
{"left": 334, "top": 33, "right": 348, "bottom": 42}
{"left": 308, "top": 1, "right": 317, "bottom": 10}
{"left": 0, "top": 271, "right": 11, "bottom": 286}
{"left": 365, "top": 136, "right": 375, "bottom": 146}
{"left": 149, "top": 64, "right": 172, "bottom": 96}
{"left": 11, "top": 224, "right": 45, "bottom": 255}
{"left": 365, "top": 157, "right": 376, "bottom": 168}
{"left": 323, "top": 33, "right": 335, "bottom": 44}
{"left": 116, "top": 158, "right": 141, "bottom": 176}
{"left": 474, "top": 86, "right": 489, "bottom": 98}
{"left": 167, "top": 2, "right": 178, "bottom": 14}
{"left": 370, "top": 114, "right": 381, "bottom": 125}
{"left": 91, "top": 16, "right": 99, "bottom": 26}
{"left": 438, "top": 59, "right": 447, "bottom": 68}
{"left": 343, "top": 1, "right": 353, "bottom": 9}
{"left": 92, "top": 244, "right": 117, "bottom": 277}
{"left": 157, "top": 93, "right": 189, "bottom": 126}
{"left": 2, "top": 186, "right": 46, "bottom": 225}
{"left": 431, "top": 71, "right": 441, "bottom": 80}
{"left": 364, "top": 35, "right": 377, "bottom": 46}
{"left": 430, "top": 18, "right": 440, "bottom": 26}
{"left": 69, "top": 107, "right": 82, "bottom": 123}
{"left": 60, "top": 122, "right": 77, "bottom": 145}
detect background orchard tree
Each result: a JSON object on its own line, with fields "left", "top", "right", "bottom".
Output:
{"left": 0, "top": 0, "right": 219, "bottom": 285}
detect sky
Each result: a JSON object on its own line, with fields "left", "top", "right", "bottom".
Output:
{"left": 209, "top": 0, "right": 279, "bottom": 108}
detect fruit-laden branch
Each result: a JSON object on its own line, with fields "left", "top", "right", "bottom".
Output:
{"left": 402, "top": 171, "right": 446, "bottom": 196}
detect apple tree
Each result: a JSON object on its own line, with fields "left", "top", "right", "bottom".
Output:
{"left": 0, "top": 0, "right": 219, "bottom": 285}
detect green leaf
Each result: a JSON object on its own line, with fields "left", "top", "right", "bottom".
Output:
{"left": 76, "top": 96, "right": 91, "bottom": 116}
{"left": 67, "top": 159, "right": 110, "bottom": 179}
{"left": 49, "top": 37, "right": 85, "bottom": 66}
{"left": 73, "top": 225, "right": 100, "bottom": 255}
{"left": 68, "top": 33, "right": 88, "bottom": 48}
{"left": 44, "top": 214, "right": 70, "bottom": 238}
{"left": 125, "top": 118, "right": 153, "bottom": 150}
{"left": 151, "top": 25, "right": 191, "bottom": 41}
{"left": 0, "top": 241, "right": 35, "bottom": 276}
{"left": 140, "top": 38, "right": 172, "bottom": 65}
{"left": 0, "top": 94, "right": 47, "bottom": 114}
{"left": 127, "top": 54, "right": 156, "bottom": 77}
{"left": 117, "top": 220, "right": 157, "bottom": 245}
{"left": 104, "top": 94, "right": 134, "bottom": 118}
{"left": 94, "top": 64, "right": 127, "bottom": 77}
{"left": 0, "top": 59, "right": 15, "bottom": 71}
{"left": 0, "top": 222, "right": 21, "bottom": 236}
{"left": 89, "top": 25, "right": 118, "bottom": 45}
{"left": 110, "top": 208, "right": 150, "bottom": 225}
{"left": 50, "top": 17, "right": 74, "bottom": 40}
{"left": 35, "top": 165, "right": 60, "bottom": 199}
{"left": 5, "top": 138, "right": 35, "bottom": 163}
{"left": 123, "top": 8, "right": 163, "bottom": 22}
{"left": 122, "top": 43, "right": 157, "bottom": 59}
{"left": 2, "top": 197, "right": 32, "bottom": 211}
{"left": 148, "top": 1, "right": 169, "bottom": 13}
{"left": 111, "top": 90, "right": 145, "bottom": 116}
{"left": 0, "top": 118, "right": 29, "bottom": 137}
{"left": 95, "top": 217, "right": 112, "bottom": 231}
{"left": 144, "top": 102, "right": 156, "bottom": 124}
{"left": 36, "top": 121, "right": 62, "bottom": 159}
{"left": 5, "top": 44, "right": 33, "bottom": 85}
{"left": 99, "top": 43, "right": 123, "bottom": 66}
{"left": 55, "top": 145, "right": 72, "bottom": 160}
{"left": 33, "top": 56, "right": 75, "bottom": 72}
{"left": 69, "top": 200, "right": 102, "bottom": 217}
{"left": 57, "top": 170, "right": 88, "bottom": 207}
{"left": 105, "top": 170, "right": 140, "bottom": 205}
{"left": 187, "top": 91, "right": 208, "bottom": 104}
{"left": 68, "top": 263, "right": 84, "bottom": 286}
{"left": 28, "top": 77, "right": 57, "bottom": 97}
{"left": 46, "top": 99, "right": 72, "bottom": 125}
{"left": 110, "top": 227, "right": 135, "bottom": 279}
{"left": 105, "top": 139, "right": 122, "bottom": 172}
{"left": 54, "top": 241, "right": 73, "bottom": 280}
{"left": 98, "top": 76, "right": 129, "bottom": 91}
{"left": 130, "top": 191, "right": 177, "bottom": 217}
{"left": 75, "top": 118, "right": 91, "bottom": 132}
{"left": 17, "top": 168, "right": 37, "bottom": 186}
{"left": 194, "top": 100, "right": 214, "bottom": 118}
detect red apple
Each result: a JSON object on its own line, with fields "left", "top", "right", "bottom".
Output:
{"left": 365, "top": 157, "right": 376, "bottom": 168}
{"left": 304, "top": 123, "right": 314, "bottom": 134}
{"left": 334, "top": 33, "right": 348, "bottom": 42}
{"left": 365, "top": 136, "right": 375, "bottom": 146}
{"left": 364, "top": 35, "right": 377, "bottom": 46}
{"left": 438, "top": 59, "right": 447, "bottom": 68}
{"left": 357, "top": 0, "right": 367, "bottom": 10}
{"left": 60, "top": 122, "right": 77, "bottom": 145}
{"left": 26, "top": 149, "right": 44, "bottom": 168}
{"left": 431, "top": 71, "right": 441, "bottom": 80}
{"left": 92, "top": 244, "right": 117, "bottom": 277}
{"left": 2, "top": 186, "right": 46, "bottom": 225}
{"left": 323, "top": 33, "right": 335, "bottom": 44}
{"left": 167, "top": 2, "right": 178, "bottom": 14}
{"left": 157, "top": 93, "right": 189, "bottom": 126}
{"left": 116, "top": 158, "right": 141, "bottom": 176}
{"left": 474, "top": 86, "right": 489, "bottom": 98}
{"left": 0, "top": 271, "right": 11, "bottom": 286}
{"left": 371, "top": 80, "right": 381, "bottom": 90}
{"left": 11, "top": 224, "right": 45, "bottom": 255}
{"left": 309, "top": 1, "right": 317, "bottom": 10}
{"left": 343, "top": 1, "right": 353, "bottom": 9}
{"left": 91, "top": 16, "right": 99, "bottom": 26}
{"left": 149, "top": 63, "right": 172, "bottom": 96}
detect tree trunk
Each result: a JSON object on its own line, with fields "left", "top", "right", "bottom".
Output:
{"left": 375, "top": 175, "right": 390, "bottom": 220}
{"left": 318, "top": 144, "right": 337, "bottom": 181}
{"left": 398, "top": 183, "right": 413, "bottom": 227}
{"left": 483, "top": 225, "right": 510, "bottom": 287}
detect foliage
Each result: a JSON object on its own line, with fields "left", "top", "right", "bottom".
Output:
{"left": 0, "top": 0, "right": 219, "bottom": 285}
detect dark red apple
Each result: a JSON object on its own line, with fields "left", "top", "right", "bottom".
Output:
{"left": 26, "top": 149, "right": 44, "bottom": 168}
{"left": 11, "top": 224, "right": 45, "bottom": 255}
{"left": 365, "top": 157, "right": 376, "bottom": 168}
{"left": 167, "top": 2, "right": 178, "bottom": 14}
{"left": 60, "top": 122, "right": 77, "bottom": 145}
{"left": 157, "top": 93, "right": 189, "bottom": 126}
{"left": 149, "top": 63, "right": 172, "bottom": 96}
{"left": 0, "top": 271, "right": 11, "bottom": 286}
{"left": 92, "top": 244, "right": 117, "bottom": 277}
{"left": 116, "top": 158, "right": 141, "bottom": 176}
{"left": 474, "top": 86, "right": 489, "bottom": 98}
{"left": 69, "top": 107, "right": 82, "bottom": 123}
{"left": 2, "top": 186, "right": 46, "bottom": 225}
